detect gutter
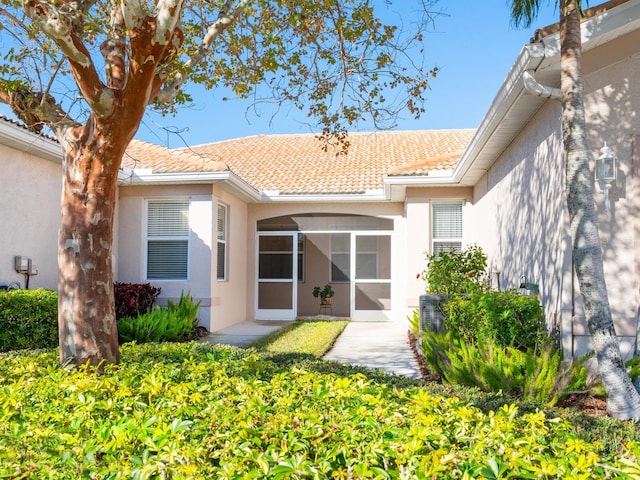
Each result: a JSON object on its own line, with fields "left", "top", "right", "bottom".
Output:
{"left": 449, "top": 43, "right": 547, "bottom": 185}
{"left": 260, "top": 189, "right": 388, "bottom": 203}
{"left": 0, "top": 118, "right": 62, "bottom": 163}
{"left": 522, "top": 70, "right": 561, "bottom": 99}
{"left": 118, "top": 169, "right": 262, "bottom": 202}
{"left": 450, "top": 0, "right": 640, "bottom": 186}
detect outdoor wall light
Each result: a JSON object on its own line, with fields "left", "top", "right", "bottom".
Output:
{"left": 595, "top": 142, "right": 617, "bottom": 216}
{"left": 492, "top": 262, "right": 502, "bottom": 291}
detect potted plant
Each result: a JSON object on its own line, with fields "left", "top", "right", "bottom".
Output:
{"left": 313, "top": 284, "right": 335, "bottom": 305}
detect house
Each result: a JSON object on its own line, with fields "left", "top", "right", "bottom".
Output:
{"left": 1, "top": 0, "right": 638, "bottom": 360}
{"left": 116, "top": 130, "right": 475, "bottom": 331}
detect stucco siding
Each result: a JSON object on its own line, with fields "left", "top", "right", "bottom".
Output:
{"left": 580, "top": 46, "right": 640, "bottom": 358}
{"left": 467, "top": 44, "right": 640, "bottom": 359}
{"left": 117, "top": 184, "right": 213, "bottom": 328}
{"left": 0, "top": 145, "right": 60, "bottom": 290}
{"left": 210, "top": 186, "right": 248, "bottom": 331}
{"left": 404, "top": 187, "right": 474, "bottom": 314}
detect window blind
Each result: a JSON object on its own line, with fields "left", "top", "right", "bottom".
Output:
{"left": 432, "top": 201, "right": 463, "bottom": 254}
{"left": 146, "top": 200, "right": 189, "bottom": 280}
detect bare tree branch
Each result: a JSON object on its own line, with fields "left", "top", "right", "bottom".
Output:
{"left": 119, "top": 0, "right": 145, "bottom": 31}
{"left": 23, "top": 0, "right": 115, "bottom": 116}
{"left": 101, "top": 0, "right": 127, "bottom": 90}
{"left": 155, "top": 0, "right": 186, "bottom": 45}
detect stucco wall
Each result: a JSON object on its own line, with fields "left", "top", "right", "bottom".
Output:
{"left": 468, "top": 101, "right": 573, "bottom": 349}
{"left": 0, "top": 144, "right": 61, "bottom": 290}
{"left": 468, "top": 44, "right": 640, "bottom": 359}
{"left": 404, "top": 187, "right": 474, "bottom": 316}
{"left": 117, "top": 184, "right": 214, "bottom": 329}
{"left": 210, "top": 185, "right": 248, "bottom": 331}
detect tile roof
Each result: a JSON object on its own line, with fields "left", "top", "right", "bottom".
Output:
{"left": 124, "top": 129, "right": 475, "bottom": 194}
{"left": 0, "top": 114, "right": 58, "bottom": 142}
{"left": 123, "top": 139, "right": 230, "bottom": 173}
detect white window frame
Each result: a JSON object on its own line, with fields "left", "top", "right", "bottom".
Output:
{"left": 431, "top": 200, "right": 463, "bottom": 254}
{"left": 217, "top": 203, "right": 228, "bottom": 281}
{"left": 145, "top": 199, "right": 191, "bottom": 281}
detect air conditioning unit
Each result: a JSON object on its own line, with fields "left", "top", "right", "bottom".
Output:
{"left": 419, "top": 294, "right": 448, "bottom": 333}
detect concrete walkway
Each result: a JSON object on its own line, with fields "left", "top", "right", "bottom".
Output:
{"left": 322, "top": 321, "right": 422, "bottom": 379}
{"left": 198, "top": 321, "right": 290, "bottom": 348}
{"left": 200, "top": 319, "right": 422, "bottom": 380}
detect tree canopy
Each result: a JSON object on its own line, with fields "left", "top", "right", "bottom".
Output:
{"left": 0, "top": 0, "right": 438, "bottom": 142}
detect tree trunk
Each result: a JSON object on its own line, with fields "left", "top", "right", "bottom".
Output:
{"left": 57, "top": 116, "right": 128, "bottom": 368}
{"left": 561, "top": 0, "right": 640, "bottom": 419}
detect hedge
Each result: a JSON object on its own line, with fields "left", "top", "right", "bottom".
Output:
{"left": 0, "top": 289, "right": 58, "bottom": 352}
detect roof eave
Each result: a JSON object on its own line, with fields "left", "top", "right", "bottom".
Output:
{"left": 453, "top": 0, "right": 640, "bottom": 186}
{"left": 383, "top": 173, "right": 460, "bottom": 201}
{"left": 260, "top": 190, "right": 388, "bottom": 203}
{"left": 0, "top": 118, "right": 62, "bottom": 162}
{"left": 117, "top": 169, "right": 262, "bottom": 202}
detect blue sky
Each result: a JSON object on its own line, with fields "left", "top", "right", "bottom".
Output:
{"left": 137, "top": 2, "right": 560, "bottom": 148}
{"left": 0, "top": 2, "right": 559, "bottom": 148}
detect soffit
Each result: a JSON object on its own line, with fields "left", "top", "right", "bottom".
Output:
{"left": 455, "top": 0, "right": 640, "bottom": 186}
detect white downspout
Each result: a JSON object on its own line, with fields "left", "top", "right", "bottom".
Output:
{"left": 522, "top": 69, "right": 561, "bottom": 100}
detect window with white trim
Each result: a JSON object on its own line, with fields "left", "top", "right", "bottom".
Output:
{"left": 217, "top": 203, "right": 228, "bottom": 281}
{"left": 431, "top": 201, "right": 463, "bottom": 254}
{"left": 146, "top": 199, "right": 190, "bottom": 280}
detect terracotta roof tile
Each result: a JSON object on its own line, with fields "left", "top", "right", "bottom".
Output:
{"left": 387, "top": 151, "right": 463, "bottom": 176}
{"left": 162, "top": 129, "right": 476, "bottom": 194}
{"left": 123, "top": 139, "right": 230, "bottom": 173}
{"left": 0, "top": 114, "right": 58, "bottom": 142}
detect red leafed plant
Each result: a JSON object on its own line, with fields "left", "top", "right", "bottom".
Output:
{"left": 114, "top": 282, "right": 161, "bottom": 320}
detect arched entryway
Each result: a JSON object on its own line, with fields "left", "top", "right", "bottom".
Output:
{"left": 256, "top": 214, "right": 393, "bottom": 321}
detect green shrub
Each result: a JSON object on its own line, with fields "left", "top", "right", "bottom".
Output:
{"left": 421, "top": 244, "right": 487, "bottom": 295}
{"left": 0, "top": 342, "right": 637, "bottom": 478}
{"left": 444, "top": 290, "right": 548, "bottom": 352}
{"left": 117, "top": 290, "right": 201, "bottom": 344}
{"left": 0, "top": 289, "right": 58, "bottom": 351}
{"left": 421, "top": 330, "right": 564, "bottom": 405}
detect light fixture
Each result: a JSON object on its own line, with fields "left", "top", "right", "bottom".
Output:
{"left": 492, "top": 261, "right": 501, "bottom": 291}
{"left": 595, "top": 142, "right": 617, "bottom": 216}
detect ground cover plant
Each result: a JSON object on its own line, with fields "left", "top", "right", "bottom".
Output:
{"left": 1, "top": 342, "right": 639, "bottom": 479}
{"left": 251, "top": 319, "right": 349, "bottom": 356}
